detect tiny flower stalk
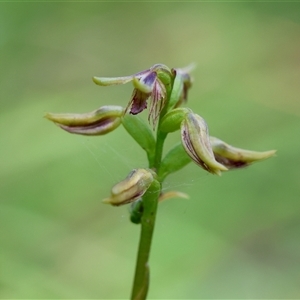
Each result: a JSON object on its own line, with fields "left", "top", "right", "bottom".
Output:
{"left": 45, "top": 63, "right": 276, "bottom": 300}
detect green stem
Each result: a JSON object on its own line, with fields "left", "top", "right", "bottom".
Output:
{"left": 131, "top": 127, "right": 166, "bottom": 300}
{"left": 152, "top": 131, "right": 167, "bottom": 171}
{"left": 131, "top": 74, "right": 174, "bottom": 300}
{"left": 130, "top": 180, "right": 161, "bottom": 300}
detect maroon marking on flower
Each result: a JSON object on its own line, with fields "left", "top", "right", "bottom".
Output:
{"left": 126, "top": 70, "right": 166, "bottom": 128}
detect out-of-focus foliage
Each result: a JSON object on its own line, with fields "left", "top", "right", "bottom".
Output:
{"left": 1, "top": 2, "right": 300, "bottom": 299}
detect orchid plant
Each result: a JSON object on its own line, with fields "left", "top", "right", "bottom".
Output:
{"left": 45, "top": 63, "right": 276, "bottom": 300}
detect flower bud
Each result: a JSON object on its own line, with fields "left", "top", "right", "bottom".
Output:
{"left": 103, "top": 168, "right": 155, "bottom": 206}
{"left": 151, "top": 63, "right": 173, "bottom": 89}
{"left": 160, "top": 107, "right": 191, "bottom": 133}
{"left": 210, "top": 137, "right": 276, "bottom": 168}
{"left": 129, "top": 199, "right": 144, "bottom": 224}
{"left": 45, "top": 105, "right": 124, "bottom": 136}
{"left": 181, "top": 113, "right": 228, "bottom": 175}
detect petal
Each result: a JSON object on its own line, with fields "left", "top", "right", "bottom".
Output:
{"left": 166, "top": 70, "right": 184, "bottom": 110}
{"left": 132, "top": 73, "right": 155, "bottom": 93}
{"left": 148, "top": 79, "right": 166, "bottom": 127}
{"left": 128, "top": 89, "right": 150, "bottom": 115}
{"left": 172, "top": 65, "right": 194, "bottom": 106}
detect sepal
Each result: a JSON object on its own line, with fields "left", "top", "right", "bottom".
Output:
{"left": 151, "top": 64, "right": 173, "bottom": 90}
{"left": 210, "top": 137, "right": 276, "bottom": 168}
{"left": 92, "top": 75, "right": 134, "bottom": 86}
{"left": 167, "top": 64, "right": 194, "bottom": 110}
{"left": 45, "top": 105, "right": 124, "bottom": 136}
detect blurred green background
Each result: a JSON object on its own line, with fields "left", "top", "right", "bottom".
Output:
{"left": 1, "top": 2, "right": 300, "bottom": 299}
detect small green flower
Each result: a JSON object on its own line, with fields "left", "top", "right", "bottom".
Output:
{"left": 181, "top": 113, "right": 228, "bottom": 175}
{"left": 45, "top": 106, "right": 124, "bottom": 136}
{"left": 93, "top": 64, "right": 174, "bottom": 127}
{"left": 103, "top": 168, "right": 156, "bottom": 206}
